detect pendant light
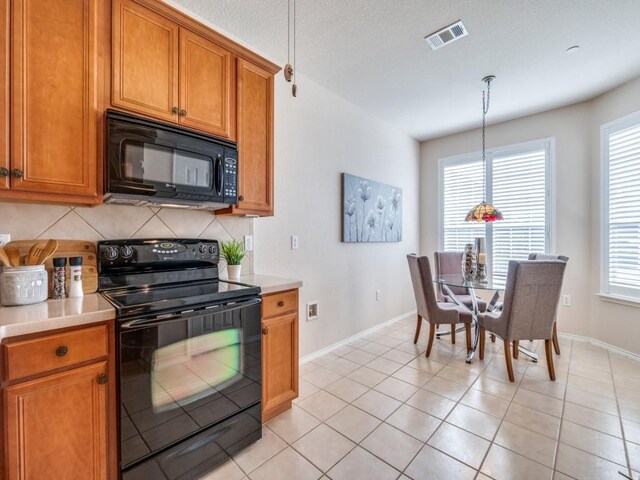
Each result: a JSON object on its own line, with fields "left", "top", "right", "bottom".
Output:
{"left": 465, "top": 75, "right": 503, "bottom": 222}
{"left": 283, "top": 0, "right": 297, "bottom": 97}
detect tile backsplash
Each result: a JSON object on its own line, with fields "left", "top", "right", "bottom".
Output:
{"left": 0, "top": 203, "right": 254, "bottom": 274}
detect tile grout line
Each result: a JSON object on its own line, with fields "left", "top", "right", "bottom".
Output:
{"left": 551, "top": 337, "right": 574, "bottom": 478}
{"left": 608, "top": 348, "right": 634, "bottom": 479}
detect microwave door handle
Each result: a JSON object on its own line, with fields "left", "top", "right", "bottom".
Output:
{"left": 215, "top": 154, "right": 223, "bottom": 196}
{"left": 120, "top": 297, "right": 262, "bottom": 330}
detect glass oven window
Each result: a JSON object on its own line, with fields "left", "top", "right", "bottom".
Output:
{"left": 119, "top": 303, "right": 261, "bottom": 468}
{"left": 121, "top": 141, "right": 212, "bottom": 188}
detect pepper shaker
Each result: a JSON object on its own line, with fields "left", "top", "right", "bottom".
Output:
{"left": 52, "top": 257, "right": 67, "bottom": 299}
{"left": 68, "top": 256, "right": 84, "bottom": 298}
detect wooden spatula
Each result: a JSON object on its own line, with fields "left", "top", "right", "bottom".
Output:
{"left": 0, "top": 246, "right": 13, "bottom": 267}
{"left": 5, "top": 246, "right": 21, "bottom": 267}
{"left": 37, "top": 239, "right": 59, "bottom": 265}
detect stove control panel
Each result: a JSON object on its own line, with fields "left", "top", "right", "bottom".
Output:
{"left": 98, "top": 239, "right": 220, "bottom": 270}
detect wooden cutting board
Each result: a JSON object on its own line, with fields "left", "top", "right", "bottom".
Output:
{"left": 5, "top": 240, "right": 98, "bottom": 295}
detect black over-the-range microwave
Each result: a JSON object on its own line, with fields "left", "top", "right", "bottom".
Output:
{"left": 104, "top": 109, "right": 238, "bottom": 210}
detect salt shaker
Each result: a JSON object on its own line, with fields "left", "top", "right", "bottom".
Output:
{"left": 68, "top": 256, "right": 84, "bottom": 298}
{"left": 52, "top": 257, "right": 67, "bottom": 299}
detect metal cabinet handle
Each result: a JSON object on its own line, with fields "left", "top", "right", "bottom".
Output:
{"left": 277, "top": 301, "right": 285, "bottom": 307}
{"left": 97, "top": 374, "right": 108, "bottom": 385}
{"left": 179, "top": 109, "right": 187, "bottom": 116}
{"left": 262, "top": 327, "right": 269, "bottom": 335}
{"left": 238, "top": 195, "right": 244, "bottom": 201}
{"left": 12, "top": 169, "right": 23, "bottom": 178}
{"left": 0, "top": 167, "right": 8, "bottom": 177}
{"left": 55, "top": 346, "right": 68, "bottom": 357}
{"left": 172, "top": 107, "right": 179, "bottom": 114}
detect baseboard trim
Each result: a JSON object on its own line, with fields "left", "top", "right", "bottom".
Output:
{"left": 558, "top": 332, "right": 640, "bottom": 361}
{"left": 300, "top": 310, "right": 417, "bottom": 365}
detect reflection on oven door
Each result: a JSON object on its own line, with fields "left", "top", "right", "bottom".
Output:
{"left": 151, "top": 328, "right": 242, "bottom": 412}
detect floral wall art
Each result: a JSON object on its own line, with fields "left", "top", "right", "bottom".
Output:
{"left": 342, "top": 173, "right": 402, "bottom": 243}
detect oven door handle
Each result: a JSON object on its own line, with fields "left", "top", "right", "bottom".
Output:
{"left": 120, "top": 297, "right": 262, "bottom": 330}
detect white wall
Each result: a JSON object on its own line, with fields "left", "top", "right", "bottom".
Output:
{"left": 420, "top": 76, "right": 640, "bottom": 355}
{"left": 255, "top": 75, "right": 420, "bottom": 357}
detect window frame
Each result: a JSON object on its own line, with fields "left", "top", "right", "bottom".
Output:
{"left": 438, "top": 137, "right": 556, "bottom": 281}
{"left": 600, "top": 110, "right": 640, "bottom": 302}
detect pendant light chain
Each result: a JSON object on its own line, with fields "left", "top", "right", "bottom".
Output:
{"left": 482, "top": 77, "right": 491, "bottom": 200}
{"left": 287, "top": 0, "right": 290, "bottom": 65}
{"left": 293, "top": 0, "right": 296, "bottom": 87}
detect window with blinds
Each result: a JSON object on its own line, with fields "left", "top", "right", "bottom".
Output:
{"left": 603, "top": 114, "right": 640, "bottom": 300}
{"left": 440, "top": 140, "right": 552, "bottom": 286}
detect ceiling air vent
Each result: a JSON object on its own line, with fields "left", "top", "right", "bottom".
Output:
{"left": 424, "top": 20, "right": 468, "bottom": 50}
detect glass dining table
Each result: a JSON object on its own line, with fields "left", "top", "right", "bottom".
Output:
{"left": 434, "top": 275, "right": 539, "bottom": 363}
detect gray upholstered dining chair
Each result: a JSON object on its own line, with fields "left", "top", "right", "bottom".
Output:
{"left": 433, "top": 251, "right": 487, "bottom": 344}
{"left": 407, "top": 254, "right": 473, "bottom": 357}
{"left": 478, "top": 260, "right": 567, "bottom": 382}
{"left": 522, "top": 253, "right": 569, "bottom": 357}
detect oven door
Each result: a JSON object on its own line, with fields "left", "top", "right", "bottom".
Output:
{"left": 119, "top": 297, "right": 262, "bottom": 477}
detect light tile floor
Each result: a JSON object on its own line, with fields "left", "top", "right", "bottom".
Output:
{"left": 201, "top": 316, "right": 640, "bottom": 480}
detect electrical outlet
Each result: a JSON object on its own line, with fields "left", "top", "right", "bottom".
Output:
{"left": 244, "top": 235, "right": 253, "bottom": 252}
{"left": 562, "top": 294, "right": 571, "bottom": 306}
{"left": 291, "top": 235, "right": 299, "bottom": 250}
{"left": 0, "top": 234, "right": 10, "bottom": 247}
{"left": 307, "top": 301, "right": 319, "bottom": 321}
{"left": 376, "top": 289, "right": 381, "bottom": 301}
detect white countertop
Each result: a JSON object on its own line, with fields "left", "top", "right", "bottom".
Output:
{"left": 0, "top": 294, "right": 115, "bottom": 341}
{"left": 221, "top": 274, "right": 303, "bottom": 295}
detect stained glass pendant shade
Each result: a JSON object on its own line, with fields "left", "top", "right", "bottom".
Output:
{"left": 465, "top": 75, "right": 503, "bottom": 223}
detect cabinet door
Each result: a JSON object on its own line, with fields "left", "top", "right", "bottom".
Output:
{"left": 236, "top": 59, "right": 274, "bottom": 215}
{"left": 112, "top": 0, "right": 179, "bottom": 122}
{"left": 0, "top": 0, "right": 8, "bottom": 190}
{"left": 262, "top": 312, "right": 298, "bottom": 419}
{"left": 10, "top": 0, "right": 99, "bottom": 198}
{"left": 179, "top": 29, "right": 235, "bottom": 139}
{"left": 4, "top": 362, "right": 108, "bottom": 480}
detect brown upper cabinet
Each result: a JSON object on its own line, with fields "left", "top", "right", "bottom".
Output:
{"left": 112, "top": 0, "right": 236, "bottom": 140}
{"left": 1, "top": 0, "right": 103, "bottom": 204}
{"left": 218, "top": 59, "right": 274, "bottom": 216}
{"left": 0, "top": 0, "right": 8, "bottom": 191}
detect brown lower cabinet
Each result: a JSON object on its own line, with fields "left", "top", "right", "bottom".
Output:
{"left": 262, "top": 289, "right": 299, "bottom": 422}
{"left": 1, "top": 322, "right": 116, "bottom": 480}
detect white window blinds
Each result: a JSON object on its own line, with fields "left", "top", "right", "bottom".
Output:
{"left": 491, "top": 149, "right": 548, "bottom": 286}
{"left": 603, "top": 117, "right": 640, "bottom": 299}
{"left": 442, "top": 160, "right": 485, "bottom": 251}
{"left": 440, "top": 140, "right": 551, "bottom": 286}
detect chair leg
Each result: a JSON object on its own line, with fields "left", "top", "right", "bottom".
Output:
{"left": 451, "top": 323, "right": 456, "bottom": 344}
{"left": 479, "top": 326, "right": 485, "bottom": 360}
{"left": 545, "top": 339, "right": 556, "bottom": 381}
{"left": 552, "top": 323, "right": 561, "bottom": 355}
{"left": 413, "top": 314, "right": 422, "bottom": 344}
{"left": 513, "top": 340, "right": 519, "bottom": 359}
{"left": 503, "top": 340, "right": 515, "bottom": 382}
{"left": 465, "top": 323, "right": 471, "bottom": 353}
{"left": 426, "top": 324, "right": 436, "bottom": 358}
{"left": 490, "top": 334, "right": 496, "bottom": 343}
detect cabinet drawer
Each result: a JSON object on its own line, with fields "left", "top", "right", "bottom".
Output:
{"left": 3, "top": 324, "right": 109, "bottom": 382}
{"left": 262, "top": 290, "right": 297, "bottom": 318}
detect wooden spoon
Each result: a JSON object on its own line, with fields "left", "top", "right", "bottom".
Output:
{"left": 0, "top": 246, "right": 13, "bottom": 267}
{"left": 5, "top": 246, "right": 21, "bottom": 267}
{"left": 37, "top": 239, "right": 58, "bottom": 265}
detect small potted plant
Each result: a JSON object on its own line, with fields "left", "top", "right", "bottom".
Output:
{"left": 220, "top": 239, "right": 245, "bottom": 279}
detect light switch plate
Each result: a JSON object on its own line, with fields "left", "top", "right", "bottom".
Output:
{"left": 0, "top": 234, "right": 10, "bottom": 247}
{"left": 291, "top": 235, "right": 299, "bottom": 250}
{"left": 244, "top": 235, "right": 254, "bottom": 252}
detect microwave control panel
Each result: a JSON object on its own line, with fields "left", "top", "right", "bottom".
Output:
{"left": 223, "top": 152, "right": 238, "bottom": 204}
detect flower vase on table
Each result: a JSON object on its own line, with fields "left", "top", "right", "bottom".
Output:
{"left": 462, "top": 243, "right": 476, "bottom": 282}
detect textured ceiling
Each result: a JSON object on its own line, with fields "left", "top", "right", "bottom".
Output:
{"left": 168, "top": 0, "right": 640, "bottom": 140}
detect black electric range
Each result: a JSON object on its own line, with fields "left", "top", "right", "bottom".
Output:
{"left": 98, "top": 239, "right": 262, "bottom": 480}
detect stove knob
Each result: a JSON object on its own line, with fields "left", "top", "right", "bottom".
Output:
{"left": 120, "top": 246, "right": 134, "bottom": 259}
{"left": 104, "top": 246, "right": 119, "bottom": 261}
{"left": 199, "top": 244, "right": 208, "bottom": 254}
{"left": 208, "top": 245, "right": 217, "bottom": 255}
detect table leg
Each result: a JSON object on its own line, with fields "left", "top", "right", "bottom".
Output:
{"left": 466, "top": 286, "right": 480, "bottom": 364}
